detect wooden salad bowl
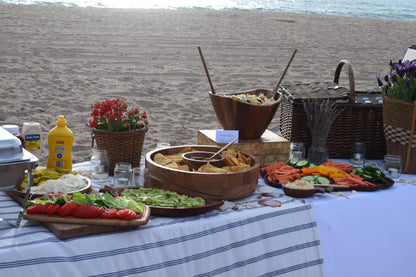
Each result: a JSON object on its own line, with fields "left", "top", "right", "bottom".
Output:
{"left": 209, "top": 89, "right": 282, "bottom": 139}
{"left": 145, "top": 145, "right": 260, "bottom": 201}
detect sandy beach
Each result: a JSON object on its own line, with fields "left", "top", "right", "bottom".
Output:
{"left": 1, "top": 4, "right": 415, "bottom": 164}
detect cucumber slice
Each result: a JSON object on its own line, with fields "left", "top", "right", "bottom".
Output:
{"left": 301, "top": 175, "right": 315, "bottom": 183}
{"left": 295, "top": 160, "right": 309, "bottom": 168}
{"left": 315, "top": 176, "right": 331, "bottom": 184}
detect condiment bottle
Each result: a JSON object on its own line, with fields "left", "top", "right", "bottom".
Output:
{"left": 46, "top": 116, "right": 74, "bottom": 173}
{"left": 21, "top": 122, "right": 43, "bottom": 158}
{"left": 2, "top": 124, "right": 24, "bottom": 145}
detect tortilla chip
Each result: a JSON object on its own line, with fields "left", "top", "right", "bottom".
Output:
{"left": 197, "top": 163, "right": 229, "bottom": 173}
{"left": 229, "top": 164, "right": 251, "bottom": 172}
{"left": 154, "top": 153, "right": 172, "bottom": 166}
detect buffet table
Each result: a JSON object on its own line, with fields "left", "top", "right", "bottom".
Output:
{"left": 1, "top": 161, "right": 415, "bottom": 277}
{"left": 0, "top": 162, "right": 324, "bottom": 277}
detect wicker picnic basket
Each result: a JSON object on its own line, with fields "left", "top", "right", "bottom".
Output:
{"left": 279, "top": 60, "right": 386, "bottom": 159}
{"left": 382, "top": 96, "right": 416, "bottom": 174}
{"left": 91, "top": 127, "right": 147, "bottom": 175}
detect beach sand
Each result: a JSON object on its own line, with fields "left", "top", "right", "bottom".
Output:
{"left": 1, "top": 4, "right": 415, "bottom": 165}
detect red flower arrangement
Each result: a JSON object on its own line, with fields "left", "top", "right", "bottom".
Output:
{"left": 89, "top": 99, "right": 149, "bottom": 132}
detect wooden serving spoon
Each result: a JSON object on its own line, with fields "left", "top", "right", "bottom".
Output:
{"left": 209, "top": 138, "right": 238, "bottom": 159}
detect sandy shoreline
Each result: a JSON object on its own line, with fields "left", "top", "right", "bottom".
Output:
{"left": 1, "top": 4, "right": 415, "bottom": 165}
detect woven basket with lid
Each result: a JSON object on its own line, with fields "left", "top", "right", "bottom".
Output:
{"left": 279, "top": 60, "right": 386, "bottom": 159}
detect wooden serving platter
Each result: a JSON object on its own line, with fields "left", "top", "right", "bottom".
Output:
{"left": 23, "top": 206, "right": 150, "bottom": 227}
{"left": 6, "top": 190, "right": 149, "bottom": 239}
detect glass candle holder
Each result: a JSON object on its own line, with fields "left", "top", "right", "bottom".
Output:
{"left": 383, "top": 154, "right": 402, "bottom": 179}
{"left": 350, "top": 141, "right": 366, "bottom": 165}
{"left": 289, "top": 142, "right": 305, "bottom": 162}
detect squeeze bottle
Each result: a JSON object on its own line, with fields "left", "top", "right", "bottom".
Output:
{"left": 46, "top": 116, "right": 74, "bottom": 173}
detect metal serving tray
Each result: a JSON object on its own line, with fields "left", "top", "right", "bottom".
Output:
{"left": 0, "top": 126, "right": 38, "bottom": 226}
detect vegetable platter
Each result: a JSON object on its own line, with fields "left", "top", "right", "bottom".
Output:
{"left": 23, "top": 192, "right": 150, "bottom": 227}
{"left": 261, "top": 160, "right": 394, "bottom": 192}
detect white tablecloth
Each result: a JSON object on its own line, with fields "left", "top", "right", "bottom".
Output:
{"left": 0, "top": 162, "right": 324, "bottom": 277}
{"left": 309, "top": 171, "right": 416, "bottom": 277}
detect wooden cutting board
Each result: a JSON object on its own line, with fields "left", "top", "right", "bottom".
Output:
{"left": 6, "top": 190, "right": 150, "bottom": 239}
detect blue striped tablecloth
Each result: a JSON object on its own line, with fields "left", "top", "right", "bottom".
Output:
{"left": 0, "top": 162, "right": 324, "bottom": 277}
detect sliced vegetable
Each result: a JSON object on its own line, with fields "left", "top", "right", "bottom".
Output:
{"left": 261, "top": 162, "right": 301, "bottom": 184}
{"left": 351, "top": 165, "right": 385, "bottom": 183}
{"left": 295, "top": 160, "right": 309, "bottom": 168}
{"left": 322, "top": 160, "right": 354, "bottom": 173}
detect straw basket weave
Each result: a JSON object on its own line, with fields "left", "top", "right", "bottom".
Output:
{"left": 279, "top": 60, "right": 386, "bottom": 159}
{"left": 382, "top": 96, "right": 416, "bottom": 174}
{"left": 91, "top": 127, "right": 147, "bottom": 175}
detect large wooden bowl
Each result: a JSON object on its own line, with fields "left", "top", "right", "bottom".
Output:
{"left": 209, "top": 89, "right": 282, "bottom": 139}
{"left": 145, "top": 145, "right": 260, "bottom": 201}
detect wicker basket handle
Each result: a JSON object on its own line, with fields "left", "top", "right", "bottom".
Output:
{"left": 333, "top": 59, "right": 356, "bottom": 103}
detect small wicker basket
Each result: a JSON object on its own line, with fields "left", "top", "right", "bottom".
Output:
{"left": 91, "top": 127, "right": 147, "bottom": 175}
{"left": 279, "top": 60, "right": 386, "bottom": 159}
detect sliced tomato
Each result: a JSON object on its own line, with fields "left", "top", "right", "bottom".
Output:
{"left": 44, "top": 204, "right": 61, "bottom": 215}
{"left": 58, "top": 202, "right": 78, "bottom": 217}
{"left": 116, "top": 208, "right": 139, "bottom": 220}
{"left": 99, "top": 208, "right": 118, "bottom": 219}
{"left": 26, "top": 203, "right": 47, "bottom": 214}
{"left": 73, "top": 204, "right": 104, "bottom": 218}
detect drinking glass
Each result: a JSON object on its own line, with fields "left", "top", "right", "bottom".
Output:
{"left": 90, "top": 149, "right": 110, "bottom": 183}
{"left": 113, "top": 162, "right": 132, "bottom": 187}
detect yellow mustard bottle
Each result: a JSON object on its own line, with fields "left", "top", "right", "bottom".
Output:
{"left": 46, "top": 115, "right": 74, "bottom": 173}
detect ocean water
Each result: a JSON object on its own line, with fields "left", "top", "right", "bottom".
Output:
{"left": 0, "top": 0, "right": 415, "bottom": 21}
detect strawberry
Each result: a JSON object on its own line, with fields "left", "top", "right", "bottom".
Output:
{"left": 58, "top": 202, "right": 78, "bottom": 217}
{"left": 116, "top": 208, "right": 139, "bottom": 220}
{"left": 99, "top": 208, "right": 118, "bottom": 219}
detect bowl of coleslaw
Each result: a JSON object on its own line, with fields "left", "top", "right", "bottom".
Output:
{"left": 209, "top": 88, "right": 283, "bottom": 139}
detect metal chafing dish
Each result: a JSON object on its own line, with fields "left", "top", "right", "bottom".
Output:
{"left": 0, "top": 126, "right": 38, "bottom": 227}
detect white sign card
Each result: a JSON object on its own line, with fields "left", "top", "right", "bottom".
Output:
{"left": 215, "top": 130, "right": 239, "bottom": 144}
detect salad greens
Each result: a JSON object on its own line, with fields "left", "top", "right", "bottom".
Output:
{"left": 121, "top": 188, "right": 206, "bottom": 208}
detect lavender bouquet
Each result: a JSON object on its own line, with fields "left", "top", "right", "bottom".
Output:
{"left": 376, "top": 59, "right": 416, "bottom": 101}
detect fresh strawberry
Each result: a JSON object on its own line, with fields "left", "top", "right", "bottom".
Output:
{"left": 58, "top": 202, "right": 78, "bottom": 217}
{"left": 99, "top": 208, "right": 118, "bottom": 219}
{"left": 26, "top": 203, "right": 47, "bottom": 214}
{"left": 73, "top": 204, "right": 104, "bottom": 218}
{"left": 44, "top": 204, "right": 61, "bottom": 215}
{"left": 116, "top": 208, "right": 139, "bottom": 220}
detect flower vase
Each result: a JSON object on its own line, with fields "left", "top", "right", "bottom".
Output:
{"left": 91, "top": 127, "right": 147, "bottom": 175}
{"left": 308, "top": 137, "right": 329, "bottom": 165}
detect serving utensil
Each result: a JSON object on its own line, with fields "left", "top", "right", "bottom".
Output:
{"left": 271, "top": 49, "right": 297, "bottom": 100}
{"left": 209, "top": 137, "right": 238, "bottom": 159}
{"left": 198, "top": 46, "right": 216, "bottom": 94}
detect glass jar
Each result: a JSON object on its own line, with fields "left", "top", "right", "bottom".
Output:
{"left": 383, "top": 154, "right": 402, "bottom": 179}
{"left": 289, "top": 142, "right": 305, "bottom": 162}
{"left": 113, "top": 162, "right": 132, "bottom": 187}
{"left": 90, "top": 149, "right": 110, "bottom": 182}
{"left": 350, "top": 141, "right": 366, "bottom": 165}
